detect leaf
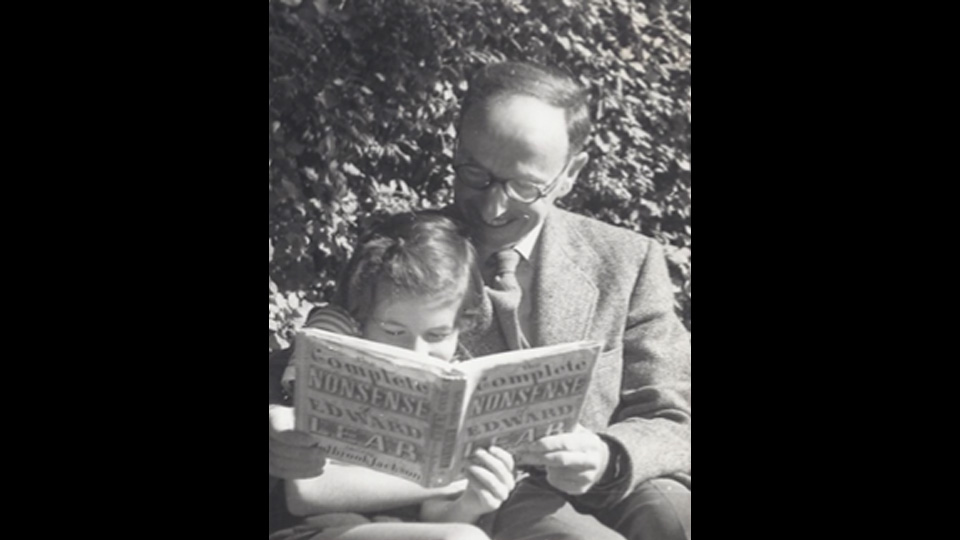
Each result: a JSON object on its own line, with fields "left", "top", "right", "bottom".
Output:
{"left": 281, "top": 179, "right": 301, "bottom": 200}
{"left": 666, "top": 247, "right": 691, "bottom": 267}
{"left": 341, "top": 162, "right": 362, "bottom": 177}
{"left": 286, "top": 141, "right": 305, "bottom": 156}
{"left": 269, "top": 333, "right": 289, "bottom": 352}
{"left": 268, "top": 0, "right": 691, "bottom": 332}
{"left": 319, "top": 133, "right": 337, "bottom": 159}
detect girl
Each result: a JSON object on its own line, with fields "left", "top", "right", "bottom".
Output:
{"left": 270, "top": 211, "right": 514, "bottom": 540}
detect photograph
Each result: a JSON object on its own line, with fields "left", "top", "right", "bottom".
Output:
{"left": 269, "top": 1, "right": 691, "bottom": 538}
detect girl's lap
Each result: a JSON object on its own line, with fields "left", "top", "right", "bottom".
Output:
{"left": 269, "top": 515, "right": 489, "bottom": 540}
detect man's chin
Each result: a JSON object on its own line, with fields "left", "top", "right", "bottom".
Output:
{"left": 481, "top": 217, "right": 515, "bottom": 230}
{"left": 476, "top": 226, "right": 524, "bottom": 253}
{"left": 466, "top": 217, "right": 509, "bottom": 236}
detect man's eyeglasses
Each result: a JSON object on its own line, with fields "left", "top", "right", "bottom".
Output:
{"left": 453, "top": 161, "right": 568, "bottom": 204}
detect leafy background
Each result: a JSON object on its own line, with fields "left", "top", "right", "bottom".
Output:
{"left": 269, "top": 0, "right": 691, "bottom": 352}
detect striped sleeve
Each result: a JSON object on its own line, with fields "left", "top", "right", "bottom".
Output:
{"left": 304, "top": 304, "right": 361, "bottom": 336}
{"left": 281, "top": 305, "right": 361, "bottom": 395}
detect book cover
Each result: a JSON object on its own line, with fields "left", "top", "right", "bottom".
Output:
{"left": 292, "top": 328, "right": 601, "bottom": 487}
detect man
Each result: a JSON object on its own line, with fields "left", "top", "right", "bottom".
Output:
{"left": 452, "top": 61, "right": 691, "bottom": 540}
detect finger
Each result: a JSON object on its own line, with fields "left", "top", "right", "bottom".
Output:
{"left": 268, "top": 410, "right": 317, "bottom": 448}
{"left": 465, "top": 474, "right": 509, "bottom": 511}
{"left": 486, "top": 446, "right": 516, "bottom": 472}
{"left": 471, "top": 448, "right": 514, "bottom": 485}
{"left": 516, "top": 449, "right": 592, "bottom": 469}
{"left": 269, "top": 443, "right": 325, "bottom": 470}
{"left": 466, "top": 464, "right": 513, "bottom": 501}
{"left": 462, "top": 469, "right": 503, "bottom": 511}
{"left": 268, "top": 405, "right": 296, "bottom": 433}
{"left": 268, "top": 451, "right": 325, "bottom": 478}
{"left": 268, "top": 451, "right": 324, "bottom": 476}
{"left": 547, "top": 467, "right": 596, "bottom": 485}
{"left": 272, "top": 430, "right": 318, "bottom": 447}
{"left": 536, "top": 451, "right": 597, "bottom": 470}
{"left": 544, "top": 469, "right": 595, "bottom": 495}
{"left": 446, "top": 479, "right": 470, "bottom": 492}
{"left": 268, "top": 407, "right": 318, "bottom": 447}
{"left": 514, "top": 433, "right": 572, "bottom": 455}
{"left": 269, "top": 441, "right": 326, "bottom": 462}
{"left": 269, "top": 461, "right": 300, "bottom": 479}
{"left": 516, "top": 432, "right": 597, "bottom": 455}
{"left": 269, "top": 459, "right": 325, "bottom": 480}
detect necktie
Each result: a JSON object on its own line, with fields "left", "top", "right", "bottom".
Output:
{"left": 486, "top": 249, "right": 530, "bottom": 350}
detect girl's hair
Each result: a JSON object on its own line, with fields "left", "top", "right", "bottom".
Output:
{"left": 334, "top": 210, "right": 486, "bottom": 333}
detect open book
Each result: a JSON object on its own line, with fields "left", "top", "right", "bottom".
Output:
{"left": 292, "top": 328, "right": 602, "bottom": 488}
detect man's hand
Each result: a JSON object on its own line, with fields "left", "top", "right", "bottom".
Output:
{"left": 269, "top": 404, "right": 326, "bottom": 479}
{"left": 515, "top": 425, "right": 612, "bottom": 495}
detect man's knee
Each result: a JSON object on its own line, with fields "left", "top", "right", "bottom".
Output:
{"left": 606, "top": 478, "right": 691, "bottom": 540}
{"left": 491, "top": 479, "right": 625, "bottom": 540}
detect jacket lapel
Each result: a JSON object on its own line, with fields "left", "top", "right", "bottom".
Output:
{"left": 458, "top": 210, "right": 600, "bottom": 356}
{"left": 531, "top": 210, "right": 599, "bottom": 346}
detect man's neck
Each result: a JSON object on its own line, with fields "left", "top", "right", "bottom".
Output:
{"left": 513, "top": 220, "right": 544, "bottom": 262}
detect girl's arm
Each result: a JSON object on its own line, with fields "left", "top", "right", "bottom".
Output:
{"left": 286, "top": 460, "right": 467, "bottom": 516}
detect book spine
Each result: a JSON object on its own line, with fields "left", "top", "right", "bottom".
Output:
{"left": 424, "top": 377, "right": 466, "bottom": 487}
{"left": 438, "top": 380, "right": 466, "bottom": 470}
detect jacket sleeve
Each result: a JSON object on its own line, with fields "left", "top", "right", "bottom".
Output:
{"left": 581, "top": 240, "right": 692, "bottom": 507}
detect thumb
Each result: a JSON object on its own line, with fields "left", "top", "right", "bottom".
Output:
{"left": 269, "top": 405, "right": 296, "bottom": 432}
{"left": 268, "top": 405, "right": 314, "bottom": 445}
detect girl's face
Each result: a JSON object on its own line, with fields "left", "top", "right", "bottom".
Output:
{"left": 362, "top": 286, "right": 462, "bottom": 362}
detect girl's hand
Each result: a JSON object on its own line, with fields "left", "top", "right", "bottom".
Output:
{"left": 269, "top": 405, "right": 326, "bottom": 479}
{"left": 420, "top": 446, "right": 517, "bottom": 524}
{"left": 453, "top": 446, "right": 517, "bottom": 520}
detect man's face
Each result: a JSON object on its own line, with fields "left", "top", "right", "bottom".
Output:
{"left": 454, "top": 95, "right": 585, "bottom": 260}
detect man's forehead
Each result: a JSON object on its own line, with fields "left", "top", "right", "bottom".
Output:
{"left": 459, "top": 95, "right": 569, "bottom": 162}
{"left": 464, "top": 94, "right": 565, "bottom": 131}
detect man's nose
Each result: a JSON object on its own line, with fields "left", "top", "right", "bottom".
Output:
{"left": 479, "top": 183, "right": 510, "bottom": 223}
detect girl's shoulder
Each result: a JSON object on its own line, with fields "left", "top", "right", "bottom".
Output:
{"left": 305, "top": 304, "right": 361, "bottom": 336}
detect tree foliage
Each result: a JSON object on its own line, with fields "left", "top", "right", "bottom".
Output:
{"left": 269, "top": 0, "right": 691, "bottom": 351}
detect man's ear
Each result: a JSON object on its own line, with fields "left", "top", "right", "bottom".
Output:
{"left": 555, "top": 151, "right": 589, "bottom": 199}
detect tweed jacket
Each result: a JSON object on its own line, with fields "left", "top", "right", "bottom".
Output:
{"left": 459, "top": 208, "right": 692, "bottom": 505}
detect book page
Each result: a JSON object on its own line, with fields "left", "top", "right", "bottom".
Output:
{"left": 447, "top": 341, "right": 602, "bottom": 476}
{"left": 292, "top": 328, "right": 465, "bottom": 487}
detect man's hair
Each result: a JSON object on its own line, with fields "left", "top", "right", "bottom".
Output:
{"left": 459, "top": 61, "right": 592, "bottom": 155}
{"left": 335, "top": 210, "right": 485, "bottom": 332}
